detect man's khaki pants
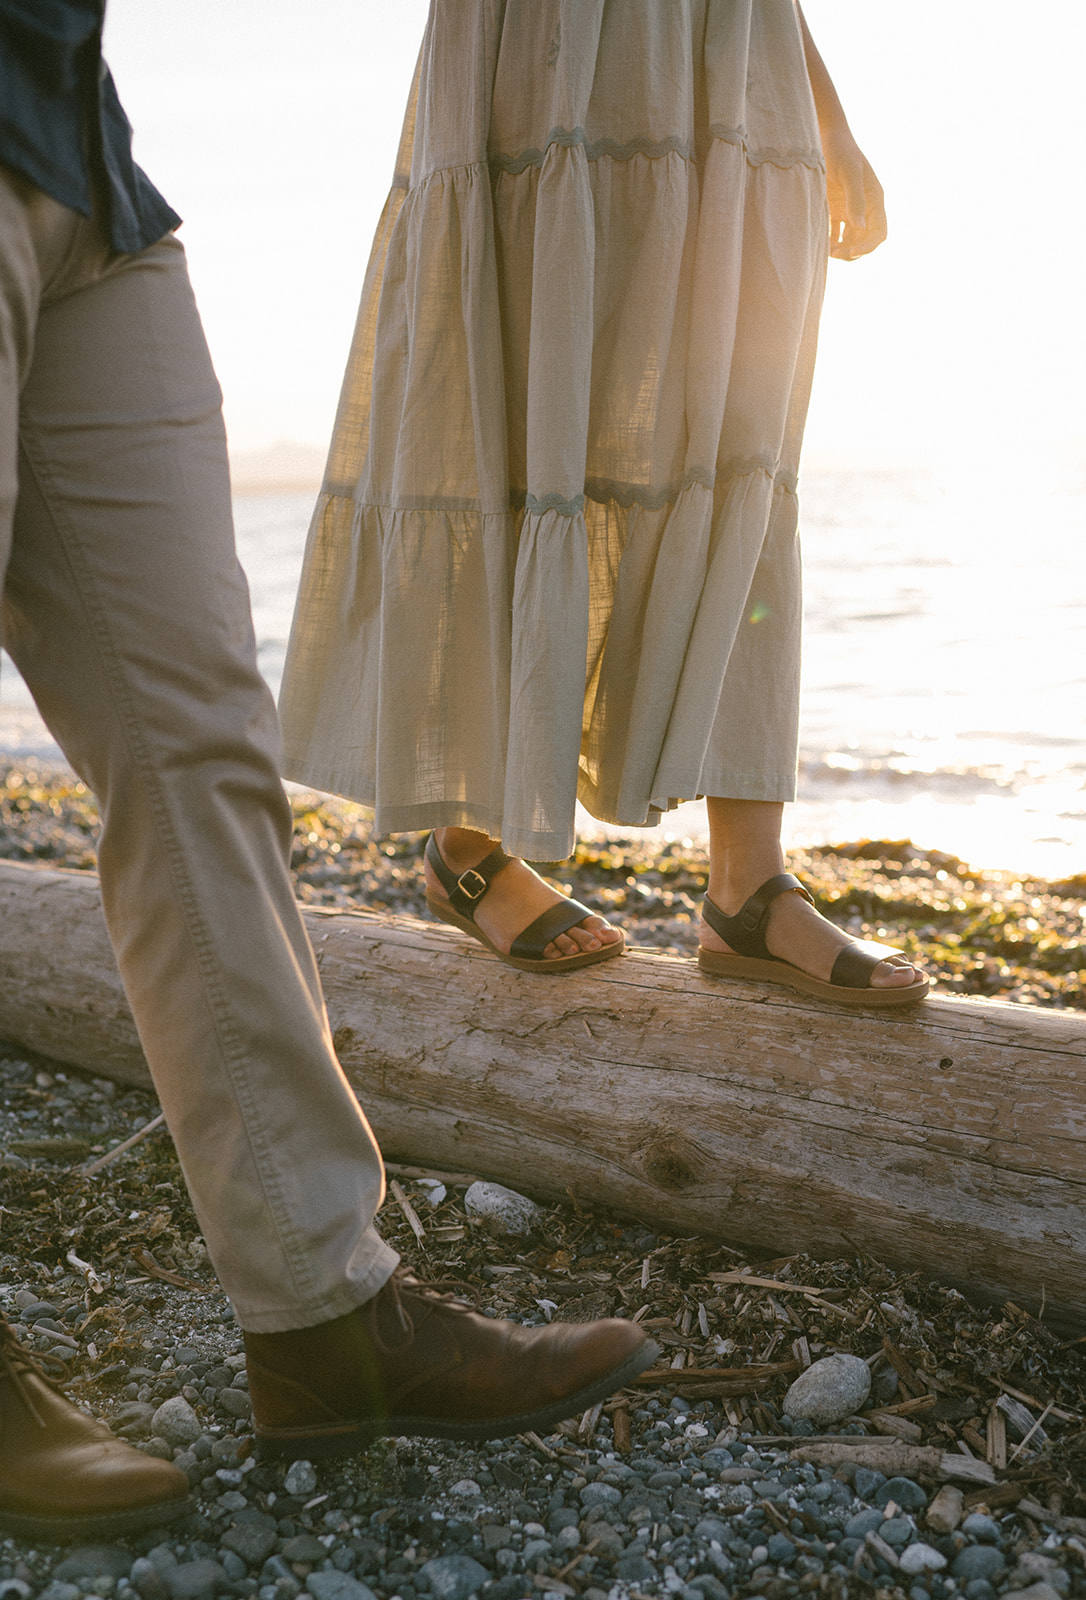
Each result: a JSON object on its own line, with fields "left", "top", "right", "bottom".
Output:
{"left": 0, "top": 168, "right": 397, "bottom": 1331}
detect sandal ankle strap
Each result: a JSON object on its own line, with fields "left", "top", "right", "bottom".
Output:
{"left": 425, "top": 832, "right": 514, "bottom": 918}
{"left": 702, "top": 872, "right": 813, "bottom": 960}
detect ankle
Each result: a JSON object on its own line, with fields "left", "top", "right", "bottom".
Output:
{"left": 433, "top": 827, "right": 501, "bottom": 875}
{"left": 707, "top": 855, "right": 787, "bottom": 915}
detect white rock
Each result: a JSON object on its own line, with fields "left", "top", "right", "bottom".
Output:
{"left": 449, "top": 1478, "right": 482, "bottom": 1497}
{"left": 782, "top": 1352, "right": 871, "bottom": 1426}
{"left": 899, "top": 1543, "right": 948, "bottom": 1576}
{"left": 150, "top": 1395, "right": 202, "bottom": 1448}
{"left": 284, "top": 1458, "right": 318, "bottom": 1496}
{"left": 463, "top": 1181, "right": 543, "bottom": 1236}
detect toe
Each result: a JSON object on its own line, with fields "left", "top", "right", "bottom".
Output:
{"left": 869, "top": 957, "right": 921, "bottom": 988}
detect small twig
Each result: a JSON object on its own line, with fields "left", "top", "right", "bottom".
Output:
{"left": 383, "top": 1161, "right": 479, "bottom": 1187}
{"left": 389, "top": 1179, "right": 426, "bottom": 1242}
{"left": 82, "top": 1111, "right": 167, "bottom": 1176}
{"left": 66, "top": 1248, "right": 106, "bottom": 1295}
{"left": 519, "top": 1430, "right": 558, "bottom": 1459}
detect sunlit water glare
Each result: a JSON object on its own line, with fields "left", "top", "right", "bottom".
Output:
{"left": 2, "top": 464, "right": 1083, "bottom": 876}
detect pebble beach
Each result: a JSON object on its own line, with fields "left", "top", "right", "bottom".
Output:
{"left": 2, "top": 762, "right": 1086, "bottom": 1600}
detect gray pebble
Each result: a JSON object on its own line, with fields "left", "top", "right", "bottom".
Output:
{"left": 112, "top": 1401, "right": 157, "bottom": 1436}
{"left": 999, "top": 1585, "right": 1067, "bottom": 1600}
{"left": 283, "top": 1459, "right": 318, "bottom": 1497}
{"left": 880, "top": 1517, "right": 914, "bottom": 1547}
{"left": 898, "top": 1542, "right": 947, "bottom": 1575}
{"left": 765, "top": 1532, "right": 796, "bottom": 1565}
{"left": 36, "top": 1586, "right": 80, "bottom": 1600}
{"left": 782, "top": 1353, "right": 871, "bottom": 1427}
{"left": 463, "top": 1181, "right": 543, "bottom": 1237}
{"left": 163, "top": 1560, "right": 230, "bottom": 1600}
{"left": 219, "top": 1386, "right": 253, "bottom": 1420}
{"left": 54, "top": 1548, "right": 134, "bottom": 1582}
{"left": 548, "top": 1508, "right": 579, "bottom": 1533}
{"left": 151, "top": 1396, "right": 202, "bottom": 1448}
{"left": 130, "top": 1560, "right": 171, "bottom": 1600}
{"left": 615, "top": 1555, "right": 657, "bottom": 1584}
{"left": 281, "top": 1537, "right": 327, "bottom": 1564}
{"left": 687, "top": 1579, "right": 729, "bottom": 1600}
{"left": 418, "top": 1555, "right": 490, "bottom": 1600}
{"left": 221, "top": 1525, "right": 278, "bottom": 1567}
{"left": 853, "top": 1467, "right": 886, "bottom": 1500}
{"left": 579, "top": 1482, "right": 621, "bottom": 1510}
{"left": 961, "top": 1512, "right": 1001, "bottom": 1542}
{"left": 951, "top": 1545, "right": 1007, "bottom": 1582}
{"left": 306, "top": 1577, "right": 380, "bottom": 1600}
{"left": 875, "top": 1476, "right": 927, "bottom": 1512}
{"left": 845, "top": 1509, "right": 885, "bottom": 1540}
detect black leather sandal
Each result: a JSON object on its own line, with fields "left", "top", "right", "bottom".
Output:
{"left": 424, "top": 833, "right": 625, "bottom": 973}
{"left": 698, "top": 872, "right": 928, "bottom": 1007}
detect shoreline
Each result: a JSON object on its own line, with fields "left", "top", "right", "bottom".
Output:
{"left": 2, "top": 763, "right": 1082, "bottom": 1012}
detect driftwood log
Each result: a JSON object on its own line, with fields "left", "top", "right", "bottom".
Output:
{"left": 1, "top": 859, "right": 1085, "bottom": 1326}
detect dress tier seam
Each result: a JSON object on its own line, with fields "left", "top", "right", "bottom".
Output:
{"left": 333, "top": 459, "right": 799, "bottom": 520}
{"left": 407, "top": 125, "right": 825, "bottom": 191}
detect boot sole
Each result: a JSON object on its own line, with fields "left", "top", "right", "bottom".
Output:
{"left": 0, "top": 1493, "right": 193, "bottom": 1542}
{"left": 254, "top": 1337, "right": 660, "bottom": 1462}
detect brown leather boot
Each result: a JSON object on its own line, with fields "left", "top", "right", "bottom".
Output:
{"left": 245, "top": 1269, "right": 658, "bottom": 1459}
{"left": 0, "top": 1316, "right": 192, "bottom": 1540}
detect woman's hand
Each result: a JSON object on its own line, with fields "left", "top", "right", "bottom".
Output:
{"left": 795, "top": 4, "right": 887, "bottom": 261}
{"left": 821, "top": 122, "right": 886, "bottom": 260}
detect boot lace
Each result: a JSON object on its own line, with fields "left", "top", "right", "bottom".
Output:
{"left": 0, "top": 1315, "right": 70, "bottom": 1428}
{"left": 370, "top": 1268, "right": 478, "bottom": 1354}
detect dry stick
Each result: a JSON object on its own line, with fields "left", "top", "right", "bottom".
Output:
{"left": 82, "top": 1110, "right": 167, "bottom": 1176}
{"left": 388, "top": 1178, "right": 426, "bottom": 1243}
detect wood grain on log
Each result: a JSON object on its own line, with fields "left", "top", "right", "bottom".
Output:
{"left": 1, "top": 860, "right": 1084, "bottom": 1325}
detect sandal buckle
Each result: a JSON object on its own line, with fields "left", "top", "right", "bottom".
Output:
{"left": 456, "top": 868, "right": 487, "bottom": 901}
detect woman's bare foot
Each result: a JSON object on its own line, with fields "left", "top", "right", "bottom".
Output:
{"left": 426, "top": 827, "right": 623, "bottom": 962}
{"left": 701, "top": 798, "right": 925, "bottom": 991}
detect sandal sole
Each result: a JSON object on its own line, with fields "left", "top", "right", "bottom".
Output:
{"left": 697, "top": 950, "right": 929, "bottom": 1007}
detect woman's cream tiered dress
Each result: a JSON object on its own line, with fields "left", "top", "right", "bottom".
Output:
{"left": 279, "top": 0, "right": 828, "bottom": 861}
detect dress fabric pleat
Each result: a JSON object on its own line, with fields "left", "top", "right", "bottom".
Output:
{"left": 279, "top": 0, "right": 828, "bottom": 861}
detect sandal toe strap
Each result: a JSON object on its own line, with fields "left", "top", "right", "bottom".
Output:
{"left": 425, "top": 833, "right": 514, "bottom": 919}
{"left": 510, "top": 897, "right": 596, "bottom": 961}
{"left": 831, "top": 940, "right": 908, "bottom": 990}
{"left": 702, "top": 873, "right": 813, "bottom": 960}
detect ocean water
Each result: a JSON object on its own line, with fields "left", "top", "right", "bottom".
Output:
{"left": 2, "top": 464, "right": 1084, "bottom": 877}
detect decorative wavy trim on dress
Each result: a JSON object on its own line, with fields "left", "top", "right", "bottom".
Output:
{"left": 517, "top": 459, "right": 797, "bottom": 518}
{"left": 488, "top": 124, "right": 823, "bottom": 177}
{"left": 524, "top": 491, "right": 586, "bottom": 516}
{"left": 491, "top": 127, "right": 693, "bottom": 175}
{"left": 708, "top": 122, "right": 824, "bottom": 172}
